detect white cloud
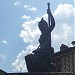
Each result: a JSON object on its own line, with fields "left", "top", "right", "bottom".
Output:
{"left": 24, "top": 5, "right": 30, "bottom": 8}
{"left": 12, "top": 50, "right": 27, "bottom": 72}
{"left": 12, "top": 4, "right": 74, "bottom": 72}
{"left": 0, "top": 54, "right": 6, "bottom": 61}
{"left": 14, "top": 1, "right": 21, "bottom": 6}
{"left": 54, "top": 4, "right": 74, "bottom": 25}
{"left": 24, "top": 4, "right": 37, "bottom": 11}
{"left": 28, "top": 7, "right": 37, "bottom": 11}
{"left": 52, "top": 4, "right": 74, "bottom": 51}
{"left": 21, "top": 15, "right": 31, "bottom": 20}
{"left": 19, "top": 17, "right": 41, "bottom": 45}
{"left": 2, "top": 40, "right": 8, "bottom": 44}
{"left": 12, "top": 45, "right": 37, "bottom": 72}
{"left": 14, "top": 2, "right": 37, "bottom": 11}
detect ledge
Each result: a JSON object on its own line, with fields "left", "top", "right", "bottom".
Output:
{"left": 5, "top": 72, "right": 75, "bottom": 75}
{"left": 0, "top": 69, "right": 74, "bottom": 75}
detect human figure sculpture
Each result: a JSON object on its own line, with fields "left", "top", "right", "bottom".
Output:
{"left": 25, "top": 3, "right": 56, "bottom": 72}
{"left": 38, "top": 11, "right": 55, "bottom": 49}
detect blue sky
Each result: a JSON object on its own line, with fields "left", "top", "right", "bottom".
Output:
{"left": 0, "top": 0, "right": 74, "bottom": 73}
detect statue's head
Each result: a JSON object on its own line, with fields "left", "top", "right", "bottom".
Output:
{"left": 38, "top": 18, "right": 48, "bottom": 33}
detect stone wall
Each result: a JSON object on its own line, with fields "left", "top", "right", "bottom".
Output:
{"left": 52, "top": 47, "right": 75, "bottom": 73}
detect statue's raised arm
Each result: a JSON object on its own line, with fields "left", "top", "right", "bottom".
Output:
{"left": 47, "top": 2, "right": 55, "bottom": 47}
{"left": 47, "top": 2, "right": 55, "bottom": 32}
{"left": 50, "top": 11, "right": 55, "bottom": 32}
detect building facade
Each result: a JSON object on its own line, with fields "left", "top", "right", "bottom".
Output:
{"left": 53, "top": 47, "right": 75, "bottom": 73}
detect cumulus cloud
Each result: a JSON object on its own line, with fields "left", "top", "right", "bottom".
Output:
{"left": 20, "top": 17, "right": 41, "bottom": 45}
{"left": 14, "top": 1, "right": 21, "bottom": 6}
{"left": 54, "top": 4, "right": 74, "bottom": 25}
{"left": 52, "top": 4, "right": 74, "bottom": 50}
{"left": 2, "top": 40, "right": 8, "bottom": 44}
{"left": 21, "top": 15, "right": 31, "bottom": 20}
{"left": 12, "top": 4, "right": 75, "bottom": 72}
{"left": 24, "top": 4, "right": 37, "bottom": 11}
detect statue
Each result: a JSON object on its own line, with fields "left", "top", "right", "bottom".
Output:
{"left": 38, "top": 3, "right": 55, "bottom": 49}
{"left": 25, "top": 3, "right": 56, "bottom": 72}
{"left": 60, "top": 44, "right": 68, "bottom": 51}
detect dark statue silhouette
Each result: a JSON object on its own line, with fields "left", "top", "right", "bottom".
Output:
{"left": 25, "top": 3, "right": 56, "bottom": 72}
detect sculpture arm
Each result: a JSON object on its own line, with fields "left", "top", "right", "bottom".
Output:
{"left": 49, "top": 12, "right": 55, "bottom": 32}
